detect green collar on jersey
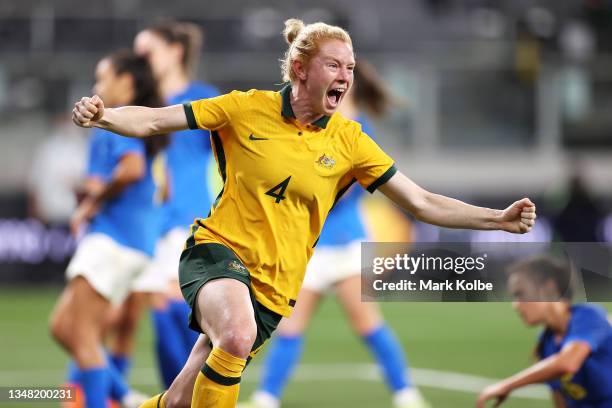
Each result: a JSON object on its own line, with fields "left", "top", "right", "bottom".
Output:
{"left": 279, "top": 83, "right": 331, "bottom": 129}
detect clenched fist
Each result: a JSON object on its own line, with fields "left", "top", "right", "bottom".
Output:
{"left": 72, "top": 95, "right": 105, "bottom": 128}
{"left": 499, "top": 198, "right": 537, "bottom": 234}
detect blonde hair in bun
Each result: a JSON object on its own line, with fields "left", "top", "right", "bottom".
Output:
{"left": 283, "top": 18, "right": 305, "bottom": 45}
{"left": 280, "top": 18, "right": 353, "bottom": 83}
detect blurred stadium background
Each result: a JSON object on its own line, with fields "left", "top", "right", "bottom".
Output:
{"left": 1, "top": 0, "right": 612, "bottom": 406}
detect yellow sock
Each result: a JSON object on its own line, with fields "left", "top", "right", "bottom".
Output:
{"left": 192, "top": 347, "right": 246, "bottom": 407}
{"left": 138, "top": 392, "right": 165, "bottom": 408}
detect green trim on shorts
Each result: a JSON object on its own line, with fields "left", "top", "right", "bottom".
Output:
{"left": 179, "top": 242, "right": 282, "bottom": 354}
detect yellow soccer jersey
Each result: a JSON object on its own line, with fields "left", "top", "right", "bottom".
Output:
{"left": 184, "top": 84, "right": 396, "bottom": 316}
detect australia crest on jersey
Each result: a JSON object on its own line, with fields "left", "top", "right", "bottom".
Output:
{"left": 315, "top": 153, "right": 336, "bottom": 169}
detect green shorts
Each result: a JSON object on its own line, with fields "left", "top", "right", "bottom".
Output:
{"left": 179, "top": 241, "right": 282, "bottom": 355}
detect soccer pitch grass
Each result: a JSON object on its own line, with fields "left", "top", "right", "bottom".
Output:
{"left": 1, "top": 287, "right": 609, "bottom": 407}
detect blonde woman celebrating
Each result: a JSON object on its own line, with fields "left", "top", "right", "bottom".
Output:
{"left": 73, "top": 18, "right": 536, "bottom": 408}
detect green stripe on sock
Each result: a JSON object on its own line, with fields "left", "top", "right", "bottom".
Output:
{"left": 202, "top": 363, "right": 241, "bottom": 386}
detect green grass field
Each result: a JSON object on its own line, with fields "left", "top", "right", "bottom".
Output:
{"left": 1, "top": 287, "right": 609, "bottom": 407}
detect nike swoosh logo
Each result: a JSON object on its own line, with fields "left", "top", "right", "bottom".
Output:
{"left": 249, "top": 134, "right": 269, "bottom": 141}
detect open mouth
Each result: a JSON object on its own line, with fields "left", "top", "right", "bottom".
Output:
{"left": 326, "top": 87, "right": 345, "bottom": 107}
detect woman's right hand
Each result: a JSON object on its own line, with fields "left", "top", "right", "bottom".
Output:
{"left": 72, "top": 95, "right": 104, "bottom": 128}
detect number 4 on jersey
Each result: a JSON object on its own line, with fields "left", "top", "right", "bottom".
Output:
{"left": 265, "top": 176, "right": 291, "bottom": 204}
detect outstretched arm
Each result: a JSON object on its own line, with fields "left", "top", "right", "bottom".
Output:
{"left": 475, "top": 342, "right": 591, "bottom": 408}
{"left": 378, "top": 171, "right": 536, "bottom": 233}
{"left": 72, "top": 95, "right": 188, "bottom": 138}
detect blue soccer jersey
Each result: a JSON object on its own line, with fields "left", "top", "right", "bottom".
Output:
{"left": 161, "top": 81, "right": 220, "bottom": 233}
{"left": 86, "top": 128, "right": 160, "bottom": 256}
{"left": 539, "top": 304, "right": 612, "bottom": 407}
{"left": 316, "top": 115, "right": 374, "bottom": 247}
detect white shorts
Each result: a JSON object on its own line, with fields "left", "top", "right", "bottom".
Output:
{"left": 131, "top": 227, "right": 188, "bottom": 292}
{"left": 301, "top": 239, "right": 363, "bottom": 293}
{"left": 66, "top": 233, "right": 149, "bottom": 305}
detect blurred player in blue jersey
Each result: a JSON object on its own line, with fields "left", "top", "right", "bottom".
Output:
{"left": 131, "top": 21, "right": 220, "bottom": 389}
{"left": 477, "top": 256, "right": 612, "bottom": 408}
{"left": 240, "top": 60, "right": 429, "bottom": 408}
{"left": 50, "top": 50, "right": 169, "bottom": 408}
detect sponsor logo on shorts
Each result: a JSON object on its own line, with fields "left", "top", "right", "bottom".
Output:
{"left": 227, "top": 260, "right": 248, "bottom": 275}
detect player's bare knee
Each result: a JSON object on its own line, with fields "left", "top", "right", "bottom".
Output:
{"left": 217, "top": 325, "right": 256, "bottom": 358}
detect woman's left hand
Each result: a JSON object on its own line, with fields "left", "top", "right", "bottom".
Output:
{"left": 476, "top": 382, "right": 511, "bottom": 408}
{"left": 498, "top": 198, "right": 536, "bottom": 234}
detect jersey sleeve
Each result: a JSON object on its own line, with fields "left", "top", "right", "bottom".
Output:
{"left": 87, "top": 129, "right": 144, "bottom": 179}
{"left": 86, "top": 131, "right": 103, "bottom": 177}
{"left": 564, "top": 306, "right": 611, "bottom": 353}
{"left": 109, "top": 132, "right": 145, "bottom": 162}
{"left": 351, "top": 130, "right": 396, "bottom": 193}
{"left": 199, "top": 86, "right": 222, "bottom": 151}
{"left": 86, "top": 128, "right": 111, "bottom": 178}
{"left": 183, "top": 91, "right": 242, "bottom": 131}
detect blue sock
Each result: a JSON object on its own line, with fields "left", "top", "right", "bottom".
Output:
{"left": 259, "top": 335, "right": 305, "bottom": 398}
{"left": 109, "top": 354, "right": 131, "bottom": 377}
{"left": 363, "top": 325, "right": 411, "bottom": 391}
{"left": 68, "top": 362, "right": 129, "bottom": 403}
{"left": 79, "top": 367, "right": 110, "bottom": 408}
{"left": 107, "top": 362, "right": 130, "bottom": 401}
{"left": 66, "top": 360, "right": 79, "bottom": 383}
{"left": 152, "top": 307, "right": 188, "bottom": 388}
{"left": 168, "top": 299, "right": 199, "bottom": 355}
